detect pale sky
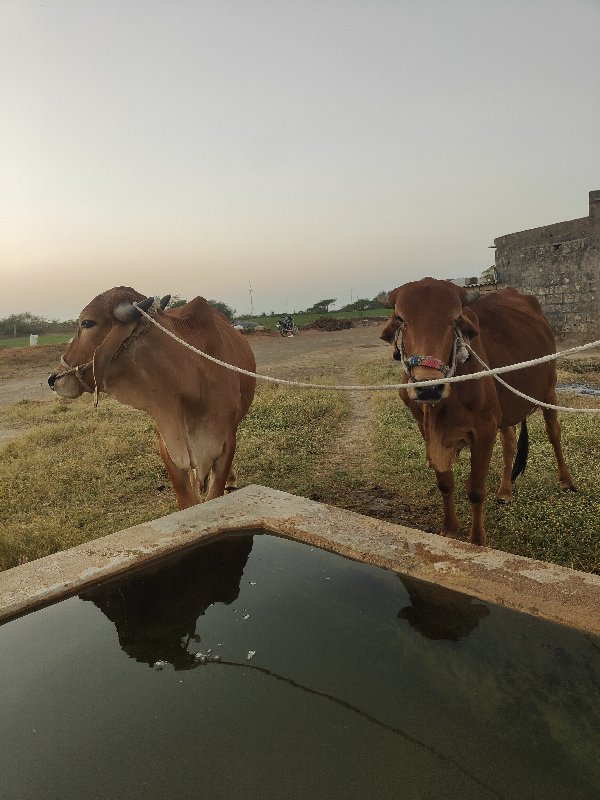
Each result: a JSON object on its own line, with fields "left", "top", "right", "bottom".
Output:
{"left": 1, "top": 0, "right": 598, "bottom": 320}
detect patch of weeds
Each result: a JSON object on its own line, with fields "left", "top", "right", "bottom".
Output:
{"left": 236, "top": 385, "right": 347, "bottom": 498}
{"left": 359, "top": 362, "right": 600, "bottom": 573}
{"left": 0, "top": 396, "right": 175, "bottom": 569}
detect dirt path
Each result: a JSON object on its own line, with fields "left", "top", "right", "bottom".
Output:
{"left": 0, "top": 327, "right": 390, "bottom": 405}
{"left": 0, "top": 328, "right": 392, "bottom": 450}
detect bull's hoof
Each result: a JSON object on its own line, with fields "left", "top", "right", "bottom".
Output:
{"left": 496, "top": 495, "right": 512, "bottom": 505}
{"left": 560, "top": 483, "right": 577, "bottom": 492}
{"left": 442, "top": 528, "right": 459, "bottom": 539}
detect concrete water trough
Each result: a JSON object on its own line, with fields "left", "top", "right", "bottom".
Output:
{"left": 2, "top": 485, "right": 600, "bottom": 798}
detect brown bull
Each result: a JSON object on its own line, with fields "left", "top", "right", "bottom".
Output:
{"left": 381, "top": 277, "right": 574, "bottom": 545}
{"left": 49, "top": 287, "right": 256, "bottom": 509}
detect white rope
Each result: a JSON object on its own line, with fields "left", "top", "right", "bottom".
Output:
{"left": 466, "top": 347, "right": 600, "bottom": 414}
{"left": 136, "top": 305, "right": 600, "bottom": 411}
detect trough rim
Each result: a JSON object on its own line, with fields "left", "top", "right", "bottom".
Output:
{"left": 1, "top": 484, "right": 599, "bottom": 634}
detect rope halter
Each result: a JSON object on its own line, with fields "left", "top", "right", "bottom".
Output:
{"left": 58, "top": 355, "right": 95, "bottom": 392}
{"left": 393, "top": 325, "right": 471, "bottom": 381}
{"left": 54, "top": 299, "right": 161, "bottom": 406}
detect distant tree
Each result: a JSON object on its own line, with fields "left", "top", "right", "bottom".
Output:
{"left": 339, "top": 298, "right": 377, "bottom": 312}
{"left": 167, "top": 295, "right": 187, "bottom": 309}
{"left": 375, "top": 290, "right": 390, "bottom": 307}
{"left": 305, "top": 298, "right": 337, "bottom": 314}
{"left": 208, "top": 300, "right": 236, "bottom": 322}
{"left": 0, "top": 312, "right": 51, "bottom": 337}
{"left": 166, "top": 296, "right": 236, "bottom": 322}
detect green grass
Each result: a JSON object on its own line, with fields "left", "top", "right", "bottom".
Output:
{"left": 0, "top": 386, "right": 347, "bottom": 570}
{"left": 360, "top": 361, "right": 600, "bottom": 573}
{"left": 0, "top": 333, "right": 73, "bottom": 348}
{"left": 2, "top": 355, "right": 599, "bottom": 574}
{"left": 239, "top": 308, "right": 389, "bottom": 329}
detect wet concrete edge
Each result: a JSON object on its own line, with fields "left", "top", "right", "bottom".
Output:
{"left": 1, "top": 484, "right": 599, "bottom": 634}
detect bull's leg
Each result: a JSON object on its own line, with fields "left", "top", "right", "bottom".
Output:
{"left": 434, "top": 469, "right": 459, "bottom": 538}
{"left": 206, "top": 432, "right": 237, "bottom": 501}
{"left": 497, "top": 426, "right": 517, "bottom": 502}
{"left": 157, "top": 432, "right": 201, "bottom": 509}
{"left": 225, "top": 465, "right": 238, "bottom": 492}
{"left": 466, "top": 433, "right": 496, "bottom": 546}
{"left": 542, "top": 403, "right": 575, "bottom": 490}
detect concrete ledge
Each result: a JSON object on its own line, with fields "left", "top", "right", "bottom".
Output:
{"left": 1, "top": 484, "right": 599, "bottom": 634}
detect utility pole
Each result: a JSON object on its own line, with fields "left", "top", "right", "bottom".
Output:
{"left": 249, "top": 283, "right": 255, "bottom": 316}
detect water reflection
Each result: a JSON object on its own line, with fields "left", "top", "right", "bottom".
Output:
{"left": 79, "top": 535, "right": 253, "bottom": 669}
{"left": 397, "top": 575, "right": 490, "bottom": 641}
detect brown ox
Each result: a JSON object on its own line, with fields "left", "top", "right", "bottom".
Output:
{"left": 49, "top": 287, "right": 256, "bottom": 509}
{"left": 381, "top": 277, "right": 574, "bottom": 545}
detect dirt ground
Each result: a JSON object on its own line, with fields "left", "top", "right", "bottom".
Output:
{"left": 0, "top": 325, "right": 390, "bottom": 406}
{"left": 0, "top": 326, "right": 391, "bottom": 453}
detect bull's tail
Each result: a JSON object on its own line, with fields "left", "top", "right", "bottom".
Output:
{"left": 511, "top": 420, "right": 529, "bottom": 483}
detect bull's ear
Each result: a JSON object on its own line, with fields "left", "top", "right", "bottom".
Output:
{"left": 457, "top": 307, "right": 479, "bottom": 339}
{"left": 380, "top": 314, "right": 400, "bottom": 343}
{"left": 91, "top": 320, "right": 139, "bottom": 390}
{"left": 114, "top": 296, "right": 154, "bottom": 323}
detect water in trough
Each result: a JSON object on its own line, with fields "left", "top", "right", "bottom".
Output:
{"left": 1, "top": 532, "right": 599, "bottom": 799}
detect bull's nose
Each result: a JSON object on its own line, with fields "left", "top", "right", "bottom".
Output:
{"left": 48, "top": 372, "right": 58, "bottom": 389}
{"left": 415, "top": 384, "right": 444, "bottom": 403}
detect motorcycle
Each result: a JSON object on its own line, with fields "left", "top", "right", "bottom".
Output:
{"left": 276, "top": 318, "right": 299, "bottom": 337}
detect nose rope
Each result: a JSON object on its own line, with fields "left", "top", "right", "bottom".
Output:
{"left": 57, "top": 355, "right": 95, "bottom": 393}
{"left": 51, "top": 303, "right": 159, "bottom": 403}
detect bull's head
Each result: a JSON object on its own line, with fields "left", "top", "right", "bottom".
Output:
{"left": 48, "top": 287, "right": 169, "bottom": 399}
{"left": 380, "top": 278, "right": 479, "bottom": 405}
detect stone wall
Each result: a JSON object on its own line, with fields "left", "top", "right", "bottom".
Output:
{"left": 494, "top": 191, "right": 600, "bottom": 338}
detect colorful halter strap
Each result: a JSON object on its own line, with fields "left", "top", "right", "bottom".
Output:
{"left": 406, "top": 354, "right": 451, "bottom": 376}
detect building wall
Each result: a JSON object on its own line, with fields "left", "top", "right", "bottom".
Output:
{"left": 494, "top": 191, "right": 600, "bottom": 338}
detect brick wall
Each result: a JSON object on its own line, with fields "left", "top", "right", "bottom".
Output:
{"left": 494, "top": 191, "right": 600, "bottom": 338}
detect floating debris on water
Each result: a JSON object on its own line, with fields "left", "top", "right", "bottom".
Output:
{"left": 243, "top": 614, "right": 250, "bottom": 620}
{"left": 246, "top": 650, "right": 256, "bottom": 661}
{"left": 153, "top": 660, "right": 166, "bottom": 671}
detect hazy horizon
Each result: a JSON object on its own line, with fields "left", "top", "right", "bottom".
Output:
{"left": 2, "top": 0, "right": 598, "bottom": 320}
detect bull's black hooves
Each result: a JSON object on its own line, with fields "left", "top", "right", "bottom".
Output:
{"left": 224, "top": 486, "right": 240, "bottom": 493}
{"left": 496, "top": 498, "right": 510, "bottom": 505}
{"left": 562, "top": 485, "right": 578, "bottom": 492}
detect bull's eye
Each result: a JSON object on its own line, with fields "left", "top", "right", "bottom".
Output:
{"left": 80, "top": 319, "right": 96, "bottom": 329}
{"left": 394, "top": 315, "right": 404, "bottom": 323}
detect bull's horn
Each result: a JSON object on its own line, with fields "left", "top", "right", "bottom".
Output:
{"left": 159, "top": 295, "right": 171, "bottom": 310}
{"left": 113, "top": 296, "right": 155, "bottom": 322}
{"left": 464, "top": 291, "right": 480, "bottom": 305}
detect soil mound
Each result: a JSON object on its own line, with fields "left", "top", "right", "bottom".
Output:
{"left": 301, "top": 317, "right": 354, "bottom": 332}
